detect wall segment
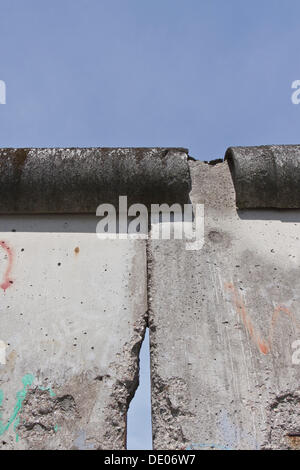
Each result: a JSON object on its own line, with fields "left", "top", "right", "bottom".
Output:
{"left": 148, "top": 157, "right": 300, "bottom": 450}
{"left": 0, "top": 145, "right": 300, "bottom": 449}
{"left": 0, "top": 147, "right": 190, "bottom": 449}
{"left": 0, "top": 216, "right": 147, "bottom": 449}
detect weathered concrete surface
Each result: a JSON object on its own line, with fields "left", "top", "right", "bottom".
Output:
{"left": 0, "top": 148, "right": 190, "bottom": 213}
{"left": 148, "top": 160, "right": 300, "bottom": 450}
{"left": 0, "top": 216, "right": 147, "bottom": 449}
{"left": 225, "top": 145, "right": 300, "bottom": 209}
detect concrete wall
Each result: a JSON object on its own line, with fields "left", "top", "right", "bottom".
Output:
{"left": 149, "top": 160, "right": 300, "bottom": 450}
{"left": 0, "top": 216, "right": 147, "bottom": 449}
{"left": 0, "top": 147, "right": 189, "bottom": 450}
{"left": 1, "top": 146, "right": 300, "bottom": 450}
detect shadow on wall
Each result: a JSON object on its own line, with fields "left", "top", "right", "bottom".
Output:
{"left": 0, "top": 206, "right": 196, "bottom": 235}
{"left": 0, "top": 215, "right": 100, "bottom": 234}
{"left": 237, "top": 210, "right": 300, "bottom": 223}
{"left": 0, "top": 215, "right": 148, "bottom": 234}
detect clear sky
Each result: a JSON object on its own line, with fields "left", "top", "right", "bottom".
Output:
{"left": 1, "top": 1, "right": 300, "bottom": 158}
{"left": 1, "top": 0, "right": 300, "bottom": 449}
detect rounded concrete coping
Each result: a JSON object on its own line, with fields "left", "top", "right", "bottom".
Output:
{"left": 0, "top": 148, "right": 191, "bottom": 214}
{"left": 225, "top": 145, "right": 300, "bottom": 209}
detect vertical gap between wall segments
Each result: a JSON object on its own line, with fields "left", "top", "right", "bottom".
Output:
{"left": 126, "top": 231, "right": 153, "bottom": 449}
{"left": 126, "top": 327, "right": 152, "bottom": 450}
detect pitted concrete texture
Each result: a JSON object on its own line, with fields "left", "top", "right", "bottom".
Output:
{"left": 0, "top": 216, "right": 147, "bottom": 449}
{"left": 148, "top": 160, "right": 300, "bottom": 450}
{"left": 0, "top": 148, "right": 191, "bottom": 213}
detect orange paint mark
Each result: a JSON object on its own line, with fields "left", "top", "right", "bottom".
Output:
{"left": 225, "top": 282, "right": 299, "bottom": 355}
{"left": 0, "top": 241, "right": 13, "bottom": 291}
{"left": 286, "top": 435, "right": 300, "bottom": 449}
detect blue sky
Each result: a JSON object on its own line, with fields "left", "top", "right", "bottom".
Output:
{"left": 1, "top": 1, "right": 300, "bottom": 158}
{"left": 1, "top": 0, "right": 300, "bottom": 449}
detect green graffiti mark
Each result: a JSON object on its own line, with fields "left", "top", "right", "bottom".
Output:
{"left": 38, "top": 386, "right": 56, "bottom": 397}
{"left": 0, "top": 375, "right": 58, "bottom": 442}
{"left": 0, "top": 374, "right": 34, "bottom": 442}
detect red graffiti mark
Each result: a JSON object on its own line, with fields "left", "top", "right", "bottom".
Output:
{"left": 225, "top": 282, "right": 300, "bottom": 355}
{"left": 0, "top": 241, "right": 13, "bottom": 291}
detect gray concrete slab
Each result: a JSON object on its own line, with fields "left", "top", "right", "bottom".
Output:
{"left": 0, "top": 216, "right": 147, "bottom": 449}
{"left": 148, "top": 160, "right": 300, "bottom": 450}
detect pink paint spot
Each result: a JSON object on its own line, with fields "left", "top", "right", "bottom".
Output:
{"left": 0, "top": 241, "right": 13, "bottom": 291}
